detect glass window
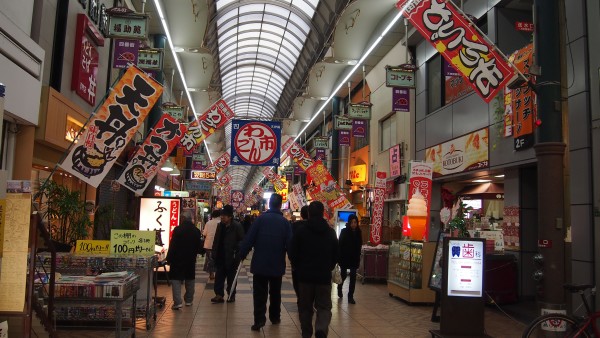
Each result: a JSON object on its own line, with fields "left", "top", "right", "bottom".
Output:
{"left": 427, "top": 54, "right": 442, "bottom": 113}
{"left": 380, "top": 114, "right": 396, "bottom": 151}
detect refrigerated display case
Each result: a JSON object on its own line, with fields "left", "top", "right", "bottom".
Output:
{"left": 387, "top": 240, "right": 436, "bottom": 303}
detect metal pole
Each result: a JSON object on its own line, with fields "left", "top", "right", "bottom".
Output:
{"left": 141, "top": 0, "right": 146, "bottom": 13}
{"left": 404, "top": 19, "right": 409, "bottom": 64}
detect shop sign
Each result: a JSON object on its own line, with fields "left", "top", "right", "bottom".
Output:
{"left": 334, "top": 115, "right": 353, "bottom": 130}
{"left": 110, "top": 229, "right": 154, "bottom": 255}
{"left": 262, "top": 167, "right": 287, "bottom": 191}
{"left": 352, "top": 119, "right": 366, "bottom": 138}
{"left": 515, "top": 21, "right": 534, "bottom": 32}
{"left": 338, "top": 130, "right": 351, "bottom": 147}
{"left": 370, "top": 172, "right": 387, "bottom": 245}
{"left": 218, "top": 173, "right": 232, "bottom": 185}
{"left": 425, "top": 128, "right": 489, "bottom": 178}
{"left": 113, "top": 38, "right": 139, "bottom": 69}
{"left": 107, "top": 12, "right": 148, "bottom": 40}
{"left": 538, "top": 239, "right": 552, "bottom": 248}
{"left": 349, "top": 164, "right": 367, "bottom": 183}
{"left": 230, "top": 120, "right": 281, "bottom": 166}
{"left": 117, "top": 114, "right": 186, "bottom": 195}
{"left": 397, "top": 0, "right": 514, "bottom": 103}
{"left": 389, "top": 144, "right": 402, "bottom": 177}
{"left": 313, "top": 137, "right": 329, "bottom": 149}
{"left": 162, "top": 103, "right": 185, "bottom": 121}
{"left": 139, "top": 197, "right": 180, "bottom": 248}
{"left": 392, "top": 88, "right": 410, "bottom": 112}
{"left": 282, "top": 137, "right": 314, "bottom": 171}
{"left": 385, "top": 66, "right": 415, "bottom": 88}
{"left": 137, "top": 49, "right": 163, "bottom": 71}
{"left": 72, "top": 14, "right": 103, "bottom": 106}
{"left": 306, "top": 160, "right": 352, "bottom": 211}
{"left": 207, "top": 152, "right": 230, "bottom": 175}
{"left": 180, "top": 99, "right": 235, "bottom": 152}
{"left": 509, "top": 43, "right": 535, "bottom": 151}
{"left": 282, "top": 166, "right": 294, "bottom": 175}
{"left": 61, "top": 66, "right": 163, "bottom": 187}
{"left": 190, "top": 170, "right": 216, "bottom": 180}
{"left": 185, "top": 180, "right": 211, "bottom": 191}
{"left": 314, "top": 148, "right": 327, "bottom": 162}
{"left": 348, "top": 102, "right": 372, "bottom": 120}
{"left": 446, "top": 239, "right": 484, "bottom": 297}
{"left": 408, "top": 161, "right": 433, "bottom": 235}
{"left": 78, "top": 0, "right": 110, "bottom": 37}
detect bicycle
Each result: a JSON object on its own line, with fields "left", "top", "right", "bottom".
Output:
{"left": 522, "top": 284, "right": 598, "bottom": 337}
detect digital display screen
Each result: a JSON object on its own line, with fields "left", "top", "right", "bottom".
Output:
{"left": 337, "top": 210, "right": 357, "bottom": 222}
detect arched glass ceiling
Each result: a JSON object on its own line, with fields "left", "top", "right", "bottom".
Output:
{"left": 214, "top": 0, "right": 320, "bottom": 192}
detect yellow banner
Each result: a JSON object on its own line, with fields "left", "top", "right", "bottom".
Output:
{"left": 110, "top": 230, "right": 155, "bottom": 255}
{"left": 349, "top": 164, "right": 367, "bottom": 183}
{"left": 75, "top": 240, "right": 110, "bottom": 254}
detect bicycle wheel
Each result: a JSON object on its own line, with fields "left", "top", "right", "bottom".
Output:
{"left": 522, "top": 313, "right": 590, "bottom": 338}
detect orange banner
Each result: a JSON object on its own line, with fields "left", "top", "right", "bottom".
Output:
{"left": 306, "top": 160, "right": 352, "bottom": 211}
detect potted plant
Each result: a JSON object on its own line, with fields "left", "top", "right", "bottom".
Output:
{"left": 447, "top": 200, "right": 473, "bottom": 238}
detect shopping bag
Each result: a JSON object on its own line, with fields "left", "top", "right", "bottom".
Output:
{"left": 332, "top": 264, "right": 342, "bottom": 284}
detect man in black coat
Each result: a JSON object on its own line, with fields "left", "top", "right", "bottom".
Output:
{"left": 211, "top": 205, "right": 245, "bottom": 303}
{"left": 291, "top": 205, "right": 309, "bottom": 298}
{"left": 290, "top": 201, "right": 338, "bottom": 338}
{"left": 166, "top": 212, "right": 203, "bottom": 310}
{"left": 337, "top": 214, "right": 362, "bottom": 304}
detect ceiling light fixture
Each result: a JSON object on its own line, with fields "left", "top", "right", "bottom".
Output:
{"left": 173, "top": 46, "right": 185, "bottom": 52}
{"left": 170, "top": 165, "right": 181, "bottom": 176}
{"left": 472, "top": 179, "right": 492, "bottom": 183}
{"left": 495, "top": 174, "right": 505, "bottom": 178}
{"left": 153, "top": 0, "right": 213, "bottom": 165}
{"left": 161, "top": 158, "right": 174, "bottom": 172}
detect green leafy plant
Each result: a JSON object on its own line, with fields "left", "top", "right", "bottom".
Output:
{"left": 447, "top": 201, "right": 473, "bottom": 238}
{"left": 93, "top": 204, "right": 136, "bottom": 240}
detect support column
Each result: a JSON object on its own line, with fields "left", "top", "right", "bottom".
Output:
{"left": 12, "top": 125, "right": 35, "bottom": 180}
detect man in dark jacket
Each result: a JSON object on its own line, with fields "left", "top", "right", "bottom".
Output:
{"left": 211, "top": 205, "right": 244, "bottom": 304}
{"left": 291, "top": 205, "right": 309, "bottom": 298}
{"left": 166, "top": 212, "right": 203, "bottom": 310}
{"left": 239, "top": 193, "right": 292, "bottom": 331}
{"left": 337, "top": 214, "right": 362, "bottom": 304}
{"left": 290, "top": 201, "right": 339, "bottom": 338}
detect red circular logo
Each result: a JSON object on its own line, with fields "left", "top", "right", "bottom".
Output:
{"left": 234, "top": 122, "right": 277, "bottom": 165}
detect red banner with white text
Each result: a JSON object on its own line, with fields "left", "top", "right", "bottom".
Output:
{"left": 408, "top": 161, "right": 433, "bottom": 239}
{"left": 397, "top": 0, "right": 514, "bottom": 103}
{"left": 179, "top": 99, "right": 235, "bottom": 152}
{"left": 208, "top": 152, "right": 231, "bottom": 176}
{"left": 370, "top": 172, "right": 387, "bottom": 245}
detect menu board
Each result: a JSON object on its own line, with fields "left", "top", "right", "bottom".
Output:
{"left": 446, "top": 239, "right": 484, "bottom": 297}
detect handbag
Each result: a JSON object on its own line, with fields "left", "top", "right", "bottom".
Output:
{"left": 332, "top": 264, "right": 342, "bottom": 284}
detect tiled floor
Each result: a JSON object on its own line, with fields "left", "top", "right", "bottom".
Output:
{"left": 35, "top": 256, "right": 529, "bottom": 337}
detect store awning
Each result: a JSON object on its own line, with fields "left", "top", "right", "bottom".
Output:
{"left": 458, "top": 183, "right": 504, "bottom": 199}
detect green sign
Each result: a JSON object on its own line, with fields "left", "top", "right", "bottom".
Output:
{"left": 282, "top": 166, "right": 294, "bottom": 174}
{"left": 313, "top": 137, "right": 329, "bottom": 149}
{"left": 137, "top": 49, "right": 163, "bottom": 70}
{"left": 386, "top": 66, "right": 415, "bottom": 88}
{"left": 348, "top": 103, "right": 372, "bottom": 120}
{"left": 334, "top": 115, "right": 353, "bottom": 130}
{"left": 108, "top": 14, "right": 148, "bottom": 40}
{"left": 163, "top": 105, "right": 185, "bottom": 121}
{"left": 110, "top": 230, "right": 155, "bottom": 255}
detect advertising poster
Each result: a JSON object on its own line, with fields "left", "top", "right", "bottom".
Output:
{"left": 389, "top": 144, "right": 402, "bottom": 177}
{"left": 425, "top": 128, "right": 489, "bottom": 177}
{"left": 392, "top": 88, "right": 410, "bottom": 112}
{"left": 370, "top": 172, "right": 386, "bottom": 245}
{"left": 179, "top": 99, "right": 235, "bottom": 152}
{"left": 138, "top": 197, "right": 181, "bottom": 250}
{"left": 60, "top": 66, "right": 163, "bottom": 187}
{"left": 408, "top": 161, "right": 433, "bottom": 235}
{"left": 293, "top": 183, "right": 308, "bottom": 207}
{"left": 306, "top": 160, "right": 352, "bottom": 211}
{"left": 262, "top": 167, "right": 287, "bottom": 191}
{"left": 447, "top": 239, "right": 484, "bottom": 297}
{"left": 230, "top": 120, "right": 281, "bottom": 166}
{"left": 117, "top": 114, "right": 186, "bottom": 195}
{"left": 282, "top": 137, "right": 314, "bottom": 170}
{"left": 207, "top": 152, "right": 230, "bottom": 175}
{"left": 397, "top": 0, "right": 514, "bottom": 103}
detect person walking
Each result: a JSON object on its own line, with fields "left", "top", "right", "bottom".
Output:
{"left": 290, "top": 201, "right": 339, "bottom": 338}
{"left": 291, "top": 205, "right": 309, "bottom": 298}
{"left": 166, "top": 212, "right": 203, "bottom": 310}
{"left": 239, "top": 193, "right": 292, "bottom": 331}
{"left": 202, "top": 209, "right": 221, "bottom": 280}
{"left": 211, "top": 205, "right": 244, "bottom": 304}
{"left": 337, "top": 214, "right": 362, "bottom": 304}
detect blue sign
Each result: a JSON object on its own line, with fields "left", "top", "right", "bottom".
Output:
{"left": 230, "top": 120, "right": 281, "bottom": 166}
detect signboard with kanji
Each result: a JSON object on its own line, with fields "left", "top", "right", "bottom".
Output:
{"left": 108, "top": 13, "right": 148, "bottom": 39}
{"left": 313, "top": 137, "right": 329, "bottom": 149}
{"left": 334, "top": 115, "right": 353, "bottom": 130}
{"left": 179, "top": 99, "right": 236, "bottom": 152}
{"left": 190, "top": 170, "right": 216, "bottom": 180}
{"left": 72, "top": 14, "right": 103, "bottom": 106}
{"left": 109, "top": 230, "right": 155, "bottom": 255}
{"left": 348, "top": 103, "right": 372, "bottom": 120}
{"left": 137, "top": 49, "right": 163, "bottom": 70}
{"left": 230, "top": 120, "right": 281, "bottom": 166}
{"left": 138, "top": 197, "right": 181, "bottom": 250}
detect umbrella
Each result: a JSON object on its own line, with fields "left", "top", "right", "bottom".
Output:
{"left": 227, "top": 261, "right": 244, "bottom": 302}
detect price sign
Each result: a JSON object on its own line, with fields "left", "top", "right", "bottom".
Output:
{"left": 75, "top": 240, "right": 110, "bottom": 254}
{"left": 110, "top": 230, "right": 155, "bottom": 255}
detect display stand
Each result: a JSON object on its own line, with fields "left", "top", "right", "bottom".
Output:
{"left": 358, "top": 246, "right": 388, "bottom": 283}
{"left": 387, "top": 240, "right": 436, "bottom": 303}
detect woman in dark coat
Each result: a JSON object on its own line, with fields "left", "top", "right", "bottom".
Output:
{"left": 337, "top": 214, "right": 362, "bottom": 304}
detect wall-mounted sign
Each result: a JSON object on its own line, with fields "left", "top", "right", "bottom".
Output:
{"left": 349, "top": 164, "right": 367, "bottom": 183}
{"left": 72, "top": 14, "right": 104, "bottom": 107}
{"left": 162, "top": 103, "right": 185, "bottom": 121}
{"left": 113, "top": 38, "right": 139, "bottom": 69}
{"left": 313, "top": 137, "right": 329, "bottom": 149}
{"left": 389, "top": 144, "right": 402, "bottom": 177}
{"left": 348, "top": 102, "right": 372, "bottom": 120}
{"left": 107, "top": 12, "right": 148, "bottom": 40}
{"left": 282, "top": 166, "right": 294, "bottom": 174}
{"left": 446, "top": 239, "right": 484, "bottom": 297}
{"left": 78, "top": 0, "right": 110, "bottom": 37}
{"left": 190, "top": 170, "right": 216, "bottom": 180}
{"left": 425, "top": 128, "right": 489, "bottom": 178}
{"left": 392, "top": 88, "right": 410, "bottom": 112}
{"left": 352, "top": 119, "right": 367, "bottom": 138}
{"left": 385, "top": 66, "right": 415, "bottom": 88}
{"left": 334, "top": 115, "right": 353, "bottom": 130}
{"left": 515, "top": 21, "right": 534, "bottom": 32}
{"left": 137, "top": 49, "right": 163, "bottom": 71}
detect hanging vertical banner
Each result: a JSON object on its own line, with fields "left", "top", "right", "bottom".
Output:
{"left": 61, "top": 66, "right": 163, "bottom": 187}
{"left": 179, "top": 99, "right": 235, "bottom": 152}
{"left": 338, "top": 130, "right": 351, "bottom": 147}
{"left": 221, "top": 185, "right": 232, "bottom": 205}
{"left": 389, "top": 144, "right": 402, "bottom": 177}
{"left": 230, "top": 120, "right": 281, "bottom": 166}
{"left": 306, "top": 160, "right": 352, "bottom": 210}
{"left": 352, "top": 119, "right": 367, "bottom": 138}
{"left": 72, "top": 14, "right": 103, "bottom": 106}
{"left": 113, "top": 38, "right": 139, "bottom": 69}
{"left": 314, "top": 148, "right": 327, "bottom": 161}
{"left": 282, "top": 137, "right": 314, "bottom": 171}
{"left": 293, "top": 183, "right": 308, "bottom": 207}
{"left": 262, "top": 167, "right": 287, "bottom": 191}
{"left": 288, "top": 187, "right": 300, "bottom": 211}
{"left": 392, "top": 88, "right": 410, "bottom": 112}
{"left": 503, "top": 87, "right": 513, "bottom": 137}
{"left": 253, "top": 185, "right": 264, "bottom": 199}
{"left": 370, "top": 172, "right": 387, "bottom": 245}
{"left": 397, "top": 0, "right": 515, "bottom": 103}
{"left": 508, "top": 43, "right": 535, "bottom": 151}
{"left": 231, "top": 190, "right": 245, "bottom": 209}
{"left": 408, "top": 161, "right": 433, "bottom": 237}
{"left": 207, "top": 152, "right": 230, "bottom": 175}
{"left": 218, "top": 173, "right": 232, "bottom": 186}
{"left": 117, "top": 114, "right": 186, "bottom": 194}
